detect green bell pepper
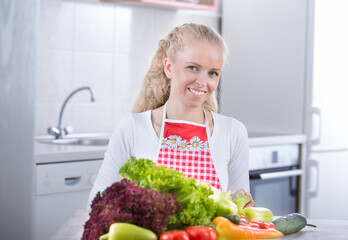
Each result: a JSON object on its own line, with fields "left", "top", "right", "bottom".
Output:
{"left": 99, "top": 222, "right": 157, "bottom": 240}
{"left": 215, "top": 191, "right": 239, "bottom": 216}
{"left": 243, "top": 207, "right": 274, "bottom": 222}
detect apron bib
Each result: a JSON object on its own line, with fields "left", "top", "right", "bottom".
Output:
{"left": 156, "top": 103, "right": 222, "bottom": 190}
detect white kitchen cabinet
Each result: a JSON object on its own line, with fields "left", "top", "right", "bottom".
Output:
{"left": 34, "top": 139, "right": 107, "bottom": 240}
{"left": 35, "top": 159, "right": 103, "bottom": 240}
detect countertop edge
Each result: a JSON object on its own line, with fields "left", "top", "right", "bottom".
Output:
{"left": 35, "top": 134, "right": 307, "bottom": 164}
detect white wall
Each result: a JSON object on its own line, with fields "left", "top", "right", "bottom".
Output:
{"left": 35, "top": 0, "right": 219, "bottom": 135}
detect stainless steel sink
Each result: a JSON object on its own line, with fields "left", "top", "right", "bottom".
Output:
{"left": 36, "top": 137, "right": 110, "bottom": 146}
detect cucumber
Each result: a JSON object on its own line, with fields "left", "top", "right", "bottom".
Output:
{"left": 272, "top": 213, "right": 316, "bottom": 235}
{"left": 225, "top": 213, "right": 241, "bottom": 225}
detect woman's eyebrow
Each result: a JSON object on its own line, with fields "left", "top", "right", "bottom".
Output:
{"left": 185, "top": 62, "right": 202, "bottom": 67}
{"left": 185, "top": 62, "right": 221, "bottom": 71}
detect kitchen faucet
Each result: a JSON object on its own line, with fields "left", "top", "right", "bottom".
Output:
{"left": 48, "top": 86, "right": 95, "bottom": 139}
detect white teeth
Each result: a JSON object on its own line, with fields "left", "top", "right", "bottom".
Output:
{"left": 189, "top": 88, "right": 205, "bottom": 96}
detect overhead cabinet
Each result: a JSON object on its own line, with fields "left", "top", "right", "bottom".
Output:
{"left": 100, "top": 0, "right": 218, "bottom": 11}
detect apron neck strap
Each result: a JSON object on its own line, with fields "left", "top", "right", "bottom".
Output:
{"left": 162, "top": 101, "right": 209, "bottom": 126}
{"left": 162, "top": 101, "right": 168, "bottom": 122}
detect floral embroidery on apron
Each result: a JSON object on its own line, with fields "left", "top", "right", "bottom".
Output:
{"left": 156, "top": 103, "right": 222, "bottom": 190}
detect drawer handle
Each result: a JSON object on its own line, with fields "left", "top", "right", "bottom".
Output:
{"left": 260, "top": 169, "right": 303, "bottom": 180}
{"left": 65, "top": 176, "right": 81, "bottom": 186}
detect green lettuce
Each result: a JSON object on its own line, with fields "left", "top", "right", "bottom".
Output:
{"left": 232, "top": 194, "right": 252, "bottom": 215}
{"left": 119, "top": 157, "right": 216, "bottom": 229}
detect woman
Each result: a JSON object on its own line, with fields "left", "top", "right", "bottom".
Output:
{"left": 88, "top": 23, "right": 254, "bottom": 207}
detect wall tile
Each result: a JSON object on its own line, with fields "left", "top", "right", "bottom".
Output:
{"left": 114, "top": 6, "right": 132, "bottom": 54}
{"left": 36, "top": 49, "right": 73, "bottom": 104}
{"left": 111, "top": 102, "right": 134, "bottom": 126}
{"left": 151, "top": 9, "right": 220, "bottom": 42}
{"left": 127, "top": 6, "right": 157, "bottom": 59}
{"left": 151, "top": 8, "right": 178, "bottom": 37}
{"left": 72, "top": 52, "right": 114, "bottom": 104}
{"left": 113, "top": 53, "right": 136, "bottom": 105}
{"left": 174, "top": 10, "right": 219, "bottom": 30}
{"left": 69, "top": 104, "right": 115, "bottom": 133}
{"left": 35, "top": 103, "right": 62, "bottom": 135}
{"left": 74, "top": 2, "right": 114, "bottom": 53}
{"left": 39, "top": 0, "right": 74, "bottom": 50}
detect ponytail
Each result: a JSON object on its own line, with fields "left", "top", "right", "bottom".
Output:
{"left": 133, "top": 39, "right": 171, "bottom": 112}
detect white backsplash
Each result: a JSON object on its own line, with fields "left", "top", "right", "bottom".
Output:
{"left": 35, "top": 0, "right": 219, "bottom": 135}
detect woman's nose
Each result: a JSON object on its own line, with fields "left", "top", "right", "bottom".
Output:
{"left": 195, "top": 72, "right": 208, "bottom": 86}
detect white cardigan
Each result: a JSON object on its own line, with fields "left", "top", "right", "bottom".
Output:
{"left": 88, "top": 110, "right": 250, "bottom": 207}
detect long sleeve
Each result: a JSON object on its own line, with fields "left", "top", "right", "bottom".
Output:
{"left": 87, "top": 114, "right": 135, "bottom": 208}
{"left": 210, "top": 113, "right": 250, "bottom": 193}
{"left": 227, "top": 120, "right": 250, "bottom": 193}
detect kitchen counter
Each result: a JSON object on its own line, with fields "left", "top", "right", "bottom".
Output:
{"left": 34, "top": 132, "right": 306, "bottom": 164}
{"left": 34, "top": 133, "right": 110, "bottom": 164}
{"left": 34, "top": 141, "right": 107, "bottom": 164}
{"left": 50, "top": 209, "right": 348, "bottom": 240}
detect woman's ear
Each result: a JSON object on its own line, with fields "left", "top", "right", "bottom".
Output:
{"left": 163, "top": 58, "right": 173, "bottom": 79}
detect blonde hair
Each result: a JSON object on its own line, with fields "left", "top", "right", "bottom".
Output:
{"left": 133, "top": 23, "right": 227, "bottom": 113}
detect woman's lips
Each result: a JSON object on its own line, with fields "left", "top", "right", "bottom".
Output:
{"left": 188, "top": 88, "right": 206, "bottom": 97}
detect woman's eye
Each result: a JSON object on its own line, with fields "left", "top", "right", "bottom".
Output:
{"left": 188, "top": 66, "right": 197, "bottom": 71}
{"left": 209, "top": 71, "right": 219, "bottom": 77}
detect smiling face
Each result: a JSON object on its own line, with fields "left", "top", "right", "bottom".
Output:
{"left": 164, "top": 40, "right": 224, "bottom": 109}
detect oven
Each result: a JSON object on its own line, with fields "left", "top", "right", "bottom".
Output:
{"left": 248, "top": 143, "right": 303, "bottom": 216}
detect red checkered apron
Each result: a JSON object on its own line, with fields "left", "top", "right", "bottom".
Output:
{"left": 156, "top": 104, "right": 222, "bottom": 190}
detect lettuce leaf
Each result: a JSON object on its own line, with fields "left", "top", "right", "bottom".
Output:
{"left": 119, "top": 157, "right": 216, "bottom": 229}
{"left": 82, "top": 179, "right": 181, "bottom": 239}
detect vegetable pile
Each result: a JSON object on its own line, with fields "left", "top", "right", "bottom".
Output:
{"left": 119, "top": 157, "right": 217, "bottom": 229}
{"left": 82, "top": 178, "right": 181, "bottom": 239}
{"left": 82, "top": 157, "right": 314, "bottom": 239}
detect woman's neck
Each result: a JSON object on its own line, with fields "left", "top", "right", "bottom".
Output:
{"left": 165, "top": 100, "right": 205, "bottom": 124}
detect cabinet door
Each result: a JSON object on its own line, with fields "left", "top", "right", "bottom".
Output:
{"left": 220, "top": 0, "right": 307, "bottom": 134}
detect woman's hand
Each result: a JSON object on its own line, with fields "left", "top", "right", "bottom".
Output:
{"left": 234, "top": 188, "right": 255, "bottom": 208}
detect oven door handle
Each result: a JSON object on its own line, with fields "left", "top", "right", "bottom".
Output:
{"left": 257, "top": 169, "right": 303, "bottom": 180}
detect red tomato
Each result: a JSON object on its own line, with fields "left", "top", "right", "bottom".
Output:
{"left": 160, "top": 230, "right": 190, "bottom": 240}
{"left": 267, "top": 222, "right": 277, "bottom": 229}
{"left": 240, "top": 215, "right": 249, "bottom": 224}
{"left": 251, "top": 221, "right": 276, "bottom": 229}
{"left": 185, "top": 226, "right": 216, "bottom": 240}
{"left": 249, "top": 222, "right": 261, "bottom": 229}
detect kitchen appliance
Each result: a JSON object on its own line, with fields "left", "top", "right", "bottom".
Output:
{"left": 220, "top": 0, "right": 348, "bottom": 220}
{"left": 306, "top": 0, "right": 348, "bottom": 220}
{"left": 248, "top": 134, "right": 304, "bottom": 216}
{"left": 221, "top": 0, "right": 309, "bottom": 214}
{"left": 35, "top": 159, "right": 102, "bottom": 240}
